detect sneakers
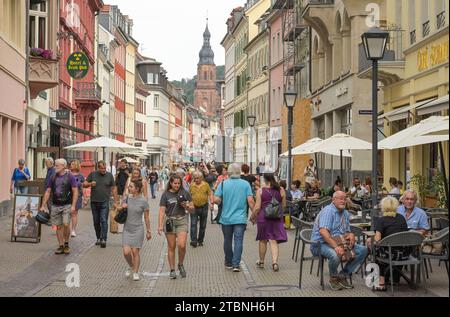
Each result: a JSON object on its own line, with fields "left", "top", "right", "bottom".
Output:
{"left": 125, "top": 268, "right": 133, "bottom": 278}
{"left": 55, "top": 246, "right": 64, "bottom": 255}
{"left": 225, "top": 262, "right": 233, "bottom": 270}
{"left": 63, "top": 244, "right": 71, "bottom": 255}
{"left": 338, "top": 276, "right": 354, "bottom": 289}
{"left": 169, "top": 270, "right": 177, "bottom": 279}
{"left": 71, "top": 231, "right": 77, "bottom": 237}
{"left": 190, "top": 242, "right": 198, "bottom": 248}
{"left": 100, "top": 240, "right": 106, "bottom": 248}
{"left": 95, "top": 239, "right": 101, "bottom": 246}
{"left": 132, "top": 273, "right": 140, "bottom": 281}
{"left": 178, "top": 265, "right": 187, "bottom": 278}
{"left": 198, "top": 242, "right": 204, "bottom": 247}
{"left": 329, "top": 278, "right": 344, "bottom": 291}
{"left": 232, "top": 267, "right": 241, "bottom": 273}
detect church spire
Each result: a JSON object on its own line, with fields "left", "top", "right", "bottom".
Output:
{"left": 199, "top": 19, "right": 214, "bottom": 65}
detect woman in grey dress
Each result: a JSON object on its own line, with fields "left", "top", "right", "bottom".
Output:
{"left": 122, "top": 180, "right": 151, "bottom": 281}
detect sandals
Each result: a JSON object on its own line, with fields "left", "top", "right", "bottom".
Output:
{"left": 256, "top": 260, "right": 264, "bottom": 269}
{"left": 272, "top": 263, "right": 279, "bottom": 272}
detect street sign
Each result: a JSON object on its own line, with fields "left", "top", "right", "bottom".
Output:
{"left": 56, "top": 109, "right": 70, "bottom": 120}
{"left": 66, "top": 52, "right": 89, "bottom": 79}
{"left": 135, "top": 142, "right": 142, "bottom": 147}
{"left": 359, "top": 110, "right": 373, "bottom": 115}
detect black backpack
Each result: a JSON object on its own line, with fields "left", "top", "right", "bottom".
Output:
{"left": 51, "top": 173, "right": 73, "bottom": 206}
{"left": 263, "top": 188, "right": 283, "bottom": 220}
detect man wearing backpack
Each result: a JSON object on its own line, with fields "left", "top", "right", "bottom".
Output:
{"left": 39, "top": 159, "right": 78, "bottom": 255}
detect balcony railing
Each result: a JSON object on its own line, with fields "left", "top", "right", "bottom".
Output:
{"left": 75, "top": 82, "right": 102, "bottom": 101}
{"left": 422, "top": 21, "right": 430, "bottom": 38}
{"left": 410, "top": 30, "right": 416, "bottom": 45}
{"left": 437, "top": 11, "right": 446, "bottom": 30}
{"left": 359, "top": 27, "right": 404, "bottom": 73}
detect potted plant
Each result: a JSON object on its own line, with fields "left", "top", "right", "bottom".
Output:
{"left": 409, "top": 174, "right": 427, "bottom": 206}
{"left": 30, "top": 48, "right": 54, "bottom": 59}
{"left": 428, "top": 172, "right": 447, "bottom": 209}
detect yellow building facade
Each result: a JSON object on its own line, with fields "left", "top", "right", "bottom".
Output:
{"left": 380, "top": 0, "right": 448, "bottom": 193}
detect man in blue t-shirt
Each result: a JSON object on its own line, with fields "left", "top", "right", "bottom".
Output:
{"left": 40, "top": 158, "right": 78, "bottom": 256}
{"left": 214, "top": 163, "right": 255, "bottom": 272}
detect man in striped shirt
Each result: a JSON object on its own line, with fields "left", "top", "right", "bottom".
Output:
{"left": 311, "top": 191, "right": 368, "bottom": 291}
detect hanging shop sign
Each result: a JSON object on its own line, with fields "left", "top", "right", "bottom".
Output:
{"left": 66, "top": 52, "right": 89, "bottom": 79}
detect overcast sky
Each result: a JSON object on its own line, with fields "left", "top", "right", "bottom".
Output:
{"left": 106, "top": 0, "right": 244, "bottom": 80}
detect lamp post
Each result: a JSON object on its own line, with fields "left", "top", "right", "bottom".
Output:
{"left": 247, "top": 115, "right": 256, "bottom": 174}
{"left": 362, "top": 27, "right": 389, "bottom": 215}
{"left": 284, "top": 90, "right": 298, "bottom": 188}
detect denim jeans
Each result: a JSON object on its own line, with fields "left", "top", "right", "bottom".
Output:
{"left": 91, "top": 201, "right": 109, "bottom": 241}
{"left": 311, "top": 243, "right": 368, "bottom": 278}
{"left": 150, "top": 183, "right": 157, "bottom": 198}
{"left": 221, "top": 224, "right": 247, "bottom": 268}
{"left": 190, "top": 205, "right": 208, "bottom": 243}
{"left": 15, "top": 186, "right": 28, "bottom": 194}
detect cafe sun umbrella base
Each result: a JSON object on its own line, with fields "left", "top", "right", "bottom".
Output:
{"left": 379, "top": 116, "right": 449, "bottom": 207}
{"left": 313, "top": 134, "right": 373, "bottom": 185}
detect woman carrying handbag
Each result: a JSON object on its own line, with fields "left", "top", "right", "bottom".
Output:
{"left": 121, "top": 179, "right": 151, "bottom": 281}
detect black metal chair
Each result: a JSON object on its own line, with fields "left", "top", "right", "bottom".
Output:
{"left": 422, "top": 227, "right": 449, "bottom": 278}
{"left": 350, "top": 225, "right": 367, "bottom": 278}
{"left": 426, "top": 209, "right": 449, "bottom": 233}
{"left": 298, "top": 229, "right": 324, "bottom": 290}
{"left": 373, "top": 231, "right": 426, "bottom": 295}
{"left": 436, "top": 218, "right": 449, "bottom": 230}
{"left": 291, "top": 216, "right": 313, "bottom": 262}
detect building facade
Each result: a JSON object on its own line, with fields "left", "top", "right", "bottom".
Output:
{"left": 359, "top": 0, "right": 449, "bottom": 190}
{"left": 0, "top": 0, "right": 27, "bottom": 206}
{"left": 124, "top": 15, "right": 138, "bottom": 147}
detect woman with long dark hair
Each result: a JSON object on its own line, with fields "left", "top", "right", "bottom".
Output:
{"left": 250, "top": 173, "right": 287, "bottom": 272}
{"left": 158, "top": 174, "right": 194, "bottom": 279}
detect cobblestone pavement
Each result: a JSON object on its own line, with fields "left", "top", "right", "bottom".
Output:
{"left": 0, "top": 190, "right": 447, "bottom": 297}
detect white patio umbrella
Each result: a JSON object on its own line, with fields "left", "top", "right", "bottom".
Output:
{"left": 379, "top": 116, "right": 449, "bottom": 149}
{"left": 280, "top": 137, "right": 352, "bottom": 157}
{"left": 314, "top": 133, "right": 372, "bottom": 184}
{"left": 64, "top": 136, "right": 138, "bottom": 154}
{"left": 122, "top": 157, "right": 139, "bottom": 164}
{"left": 378, "top": 116, "right": 449, "bottom": 204}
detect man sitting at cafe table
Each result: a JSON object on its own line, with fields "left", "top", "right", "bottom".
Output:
{"left": 310, "top": 191, "right": 369, "bottom": 291}
{"left": 397, "top": 190, "right": 429, "bottom": 236}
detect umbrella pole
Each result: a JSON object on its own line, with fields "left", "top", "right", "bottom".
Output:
{"left": 438, "top": 142, "right": 449, "bottom": 208}
{"left": 315, "top": 152, "right": 319, "bottom": 183}
{"left": 340, "top": 150, "right": 343, "bottom": 187}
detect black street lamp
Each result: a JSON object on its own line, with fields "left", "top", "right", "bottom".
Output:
{"left": 247, "top": 115, "right": 257, "bottom": 174}
{"left": 361, "top": 27, "right": 389, "bottom": 215}
{"left": 284, "top": 90, "right": 297, "bottom": 187}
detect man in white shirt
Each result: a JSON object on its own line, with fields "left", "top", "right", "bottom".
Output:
{"left": 350, "top": 177, "right": 368, "bottom": 199}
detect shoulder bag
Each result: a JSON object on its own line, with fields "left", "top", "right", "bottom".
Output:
{"left": 114, "top": 197, "right": 128, "bottom": 224}
{"left": 263, "top": 188, "right": 283, "bottom": 220}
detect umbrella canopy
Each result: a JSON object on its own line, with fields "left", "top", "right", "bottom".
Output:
{"left": 314, "top": 133, "right": 372, "bottom": 152}
{"left": 379, "top": 116, "right": 449, "bottom": 150}
{"left": 122, "top": 157, "right": 139, "bottom": 164}
{"left": 64, "top": 137, "right": 138, "bottom": 154}
{"left": 280, "top": 138, "right": 352, "bottom": 157}
{"left": 416, "top": 116, "right": 449, "bottom": 138}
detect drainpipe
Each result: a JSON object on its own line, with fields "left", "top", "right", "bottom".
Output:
{"left": 25, "top": 0, "right": 31, "bottom": 177}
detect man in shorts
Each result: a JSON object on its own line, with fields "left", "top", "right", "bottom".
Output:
{"left": 40, "top": 158, "right": 78, "bottom": 255}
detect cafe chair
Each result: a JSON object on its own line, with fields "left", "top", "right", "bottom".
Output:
{"left": 373, "top": 231, "right": 426, "bottom": 295}
{"left": 291, "top": 216, "right": 313, "bottom": 262}
{"left": 350, "top": 225, "right": 367, "bottom": 279}
{"left": 422, "top": 227, "right": 449, "bottom": 279}
{"left": 298, "top": 229, "right": 324, "bottom": 290}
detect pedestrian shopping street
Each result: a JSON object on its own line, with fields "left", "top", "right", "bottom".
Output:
{"left": 0, "top": 189, "right": 447, "bottom": 298}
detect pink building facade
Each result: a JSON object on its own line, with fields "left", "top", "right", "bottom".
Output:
{"left": 0, "top": 8, "right": 27, "bottom": 205}
{"left": 267, "top": 9, "right": 284, "bottom": 170}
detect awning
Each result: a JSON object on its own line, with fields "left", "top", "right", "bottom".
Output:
{"left": 378, "top": 98, "right": 437, "bottom": 123}
{"left": 417, "top": 95, "right": 449, "bottom": 116}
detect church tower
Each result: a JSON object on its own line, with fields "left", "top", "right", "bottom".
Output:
{"left": 194, "top": 20, "right": 220, "bottom": 116}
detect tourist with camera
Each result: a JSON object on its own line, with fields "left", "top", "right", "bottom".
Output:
{"left": 158, "top": 174, "right": 194, "bottom": 279}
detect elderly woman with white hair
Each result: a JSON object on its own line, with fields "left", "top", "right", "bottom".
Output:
{"left": 372, "top": 196, "right": 409, "bottom": 291}
{"left": 214, "top": 163, "right": 255, "bottom": 272}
